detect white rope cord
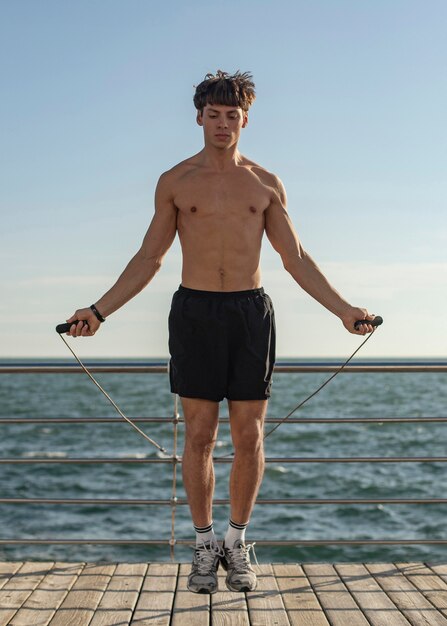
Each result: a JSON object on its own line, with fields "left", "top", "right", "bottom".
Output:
{"left": 263, "top": 328, "right": 377, "bottom": 441}
{"left": 58, "top": 319, "right": 381, "bottom": 457}
{"left": 214, "top": 327, "right": 379, "bottom": 459}
{"left": 58, "top": 334, "right": 168, "bottom": 454}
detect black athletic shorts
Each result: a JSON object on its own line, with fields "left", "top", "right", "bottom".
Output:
{"left": 168, "top": 285, "right": 276, "bottom": 402}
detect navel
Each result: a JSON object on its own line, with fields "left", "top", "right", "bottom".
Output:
{"left": 218, "top": 267, "right": 225, "bottom": 288}
{"left": 190, "top": 206, "right": 197, "bottom": 213}
{"left": 249, "top": 206, "right": 257, "bottom": 213}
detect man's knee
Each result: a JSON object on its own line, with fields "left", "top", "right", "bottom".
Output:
{"left": 184, "top": 425, "right": 218, "bottom": 454}
{"left": 228, "top": 400, "right": 266, "bottom": 453}
{"left": 231, "top": 421, "right": 264, "bottom": 454}
{"left": 182, "top": 397, "right": 219, "bottom": 453}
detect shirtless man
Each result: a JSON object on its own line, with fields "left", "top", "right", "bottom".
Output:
{"left": 66, "top": 70, "right": 375, "bottom": 594}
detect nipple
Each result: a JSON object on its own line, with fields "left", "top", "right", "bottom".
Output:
{"left": 249, "top": 206, "right": 257, "bottom": 213}
{"left": 191, "top": 206, "right": 197, "bottom": 213}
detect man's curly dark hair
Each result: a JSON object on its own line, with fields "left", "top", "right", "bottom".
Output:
{"left": 193, "top": 70, "right": 256, "bottom": 113}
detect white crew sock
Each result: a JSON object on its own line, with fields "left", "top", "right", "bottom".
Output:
{"left": 224, "top": 519, "right": 249, "bottom": 547}
{"left": 194, "top": 522, "right": 216, "bottom": 546}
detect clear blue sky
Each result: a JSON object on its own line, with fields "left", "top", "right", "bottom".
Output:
{"left": 1, "top": 0, "right": 446, "bottom": 357}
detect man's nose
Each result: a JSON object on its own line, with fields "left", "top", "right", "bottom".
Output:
{"left": 217, "top": 117, "right": 228, "bottom": 128}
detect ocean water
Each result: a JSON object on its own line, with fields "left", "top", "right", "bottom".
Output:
{"left": 0, "top": 359, "right": 446, "bottom": 564}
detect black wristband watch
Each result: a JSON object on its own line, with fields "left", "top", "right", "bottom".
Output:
{"left": 90, "top": 304, "right": 106, "bottom": 323}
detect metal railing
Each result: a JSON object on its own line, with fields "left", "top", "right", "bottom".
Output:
{"left": 1, "top": 361, "right": 446, "bottom": 558}
{"left": 2, "top": 360, "right": 447, "bottom": 373}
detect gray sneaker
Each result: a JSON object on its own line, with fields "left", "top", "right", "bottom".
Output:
{"left": 187, "top": 541, "right": 223, "bottom": 594}
{"left": 221, "top": 540, "right": 257, "bottom": 592}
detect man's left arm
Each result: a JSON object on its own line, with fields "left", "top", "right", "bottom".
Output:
{"left": 264, "top": 176, "right": 375, "bottom": 335}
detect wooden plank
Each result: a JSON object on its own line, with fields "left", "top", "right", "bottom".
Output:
{"left": 211, "top": 566, "right": 249, "bottom": 626}
{"left": 171, "top": 563, "right": 210, "bottom": 626}
{"left": 246, "top": 563, "right": 290, "bottom": 626}
{"left": 335, "top": 563, "right": 412, "bottom": 626}
{"left": 366, "top": 563, "right": 447, "bottom": 626}
{"left": 302, "top": 563, "right": 370, "bottom": 626}
{"left": 88, "top": 562, "right": 147, "bottom": 626}
{"left": 429, "top": 564, "right": 447, "bottom": 581}
{"left": 47, "top": 562, "right": 116, "bottom": 626}
{"left": 130, "top": 563, "right": 178, "bottom": 626}
{"left": 2, "top": 561, "right": 447, "bottom": 625}
{"left": 0, "top": 562, "right": 54, "bottom": 626}
{"left": 273, "top": 564, "right": 330, "bottom": 626}
{"left": 0, "top": 562, "right": 23, "bottom": 590}
{"left": 6, "top": 562, "right": 84, "bottom": 626}
{"left": 395, "top": 562, "right": 447, "bottom": 616}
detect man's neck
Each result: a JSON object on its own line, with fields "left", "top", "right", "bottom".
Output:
{"left": 200, "top": 144, "right": 242, "bottom": 171}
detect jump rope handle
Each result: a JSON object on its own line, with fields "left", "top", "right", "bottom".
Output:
{"left": 354, "top": 315, "right": 383, "bottom": 330}
{"left": 57, "top": 317, "right": 384, "bottom": 334}
{"left": 56, "top": 321, "right": 83, "bottom": 334}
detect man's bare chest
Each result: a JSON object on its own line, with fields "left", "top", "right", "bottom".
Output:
{"left": 173, "top": 171, "right": 271, "bottom": 217}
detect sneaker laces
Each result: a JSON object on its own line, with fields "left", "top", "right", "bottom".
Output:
{"left": 194, "top": 540, "right": 224, "bottom": 574}
{"left": 227, "top": 542, "right": 258, "bottom": 570}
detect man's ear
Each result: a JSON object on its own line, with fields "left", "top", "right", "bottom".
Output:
{"left": 242, "top": 113, "right": 249, "bottom": 128}
{"left": 196, "top": 110, "right": 203, "bottom": 126}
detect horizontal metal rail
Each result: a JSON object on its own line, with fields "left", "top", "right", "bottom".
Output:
{"left": 2, "top": 366, "right": 446, "bottom": 555}
{"left": 2, "top": 362, "right": 447, "bottom": 374}
{"left": 1, "top": 416, "right": 447, "bottom": 424}
{"left": 1, "top": 497, "right": 447, "bottom": 505}
{"left": 1, "top": 456, "right": 447, "bottom": 464}
{"left": 1, "top": 538, "right": 447, "bottom": 546}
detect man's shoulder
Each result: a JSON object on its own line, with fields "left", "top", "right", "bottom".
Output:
{"left": 240, "top": 155, "right": 283, "bottom": 189}
{"left": 158, "top": 154, "right": 201, "bottom": 185}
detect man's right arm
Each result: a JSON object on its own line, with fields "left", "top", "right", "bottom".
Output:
{"left": 264, "top": 175, "right": 375, "bottom": 335}
{"left": 66, "top": 172, "right": 178, "bottom": 336}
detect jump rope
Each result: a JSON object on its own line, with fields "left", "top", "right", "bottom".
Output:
{"left": 56, "top": 315, "right": 383, "bottom": 457}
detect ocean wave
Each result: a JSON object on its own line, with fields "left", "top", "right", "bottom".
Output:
{"left": 117, "top": 452, "right": 148, "bottom": 459}
{"left": 22, "top": 451, "right": 67, "bottom": 458}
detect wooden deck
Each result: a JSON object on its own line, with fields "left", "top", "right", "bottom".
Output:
{"left": 2, "top": 561, "right": 447, "bottom": 625}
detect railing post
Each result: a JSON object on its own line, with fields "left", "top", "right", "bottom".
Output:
{"left": 169, "top": 393, "right": 180, "bottom": 560}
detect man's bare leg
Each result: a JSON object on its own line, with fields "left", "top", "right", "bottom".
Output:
{"left": 227, "top": 399, "right": 268, "bottom": 524}
{"left": 182, "top": 397, "right": 222, "bottom": 595}
{"left": 219, "top": 398, "right": 267, "bottom": 593}
{"left": 181, "top": 397, "right": 219, "bottom": 527}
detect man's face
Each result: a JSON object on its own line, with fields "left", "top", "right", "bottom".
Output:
{"left": 197, "top": 104, "right": 248, "bottom": 149}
